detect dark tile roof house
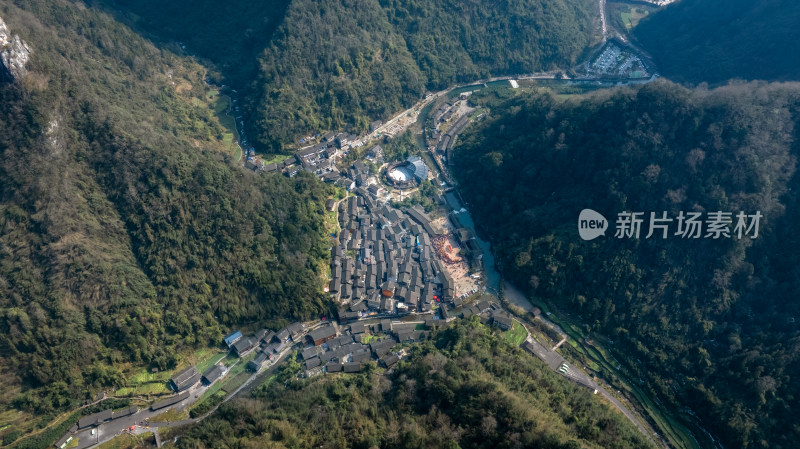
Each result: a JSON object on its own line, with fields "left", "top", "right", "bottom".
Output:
{"left": 350, "top": 322, "right": 368, "bottom": 335}
{"left": 232, "top": 337, "right": 255, "bottom": 357}
{"left": 301, "top": 347, "right": 319, "bottom": 361}
{"left": 406, "top": 206, "right": 439, "bottom": 236}
{"left": 287, "top": 322, "right": 305, "bottom": 341}
{"left": 396, "top": 330, "right": 413, "bottom": 342}
{"left": 335, "top": 335, "right": 354, "bottom": 346}
{"left": 327, "top": 338, "right": 342, "bottom": 351}
{"left": 307, "top": 325, "right": 337, "bottom": 346}
{"left": 254, "top": 328, "right": 269, "bottom": 342}
{"left": 343, "top": 362, "right": 363, "bottom": 373}
{"left": 112, "top": 405, "right": 138, "bottom": 420}
{"left": 350, "top": 301, "right": 368, "bottom": 312}
{"left": 77, "top": 409, "right": 112, "bottom": 429}
{"left": 476, "top": 300, "right": 492, "bottom": 313}
{"left": 202, "top": 364, "right": 226, "bottom": 385}
{"left": 353, "top": 160, "right": 368, "bottom": 174}
{"left": 351, "top": 350, "right": 371, "bottom": 363}
{"left": 261, "top": 330, "right": 277, "bottom": 344}
{"left": 276, "top": 328, "right": 290, "bottom": 342}
{"left": 492, "top": 313, "right": 513, "bottom": 331}
{"left": 262, "top": 343, "right": 281, "bottom": 358}
{"left": 326, "top": 362, "right": 343, "bottom": 373}
{"left": 305, "top": 357, "right": 322, "bottom": 370}
{"left": 382, "top": 354, "right": 400, "bottom": 368}
{"left": 169, "top": 366, "right": 200, "bottom": 392}
{"left": 150, "top": 391, "right": 190, "bottom": 411}
{"left": 247, "top": 352, "right": 269, "bottom": 372}
{"left": 370, "top": 338, "right": 396, "bottom": 358}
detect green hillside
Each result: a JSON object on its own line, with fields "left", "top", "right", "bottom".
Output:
{"left": 634, "top": 0, "right": 800, "bottom": 84}
{"left": 252, "top": 0, "right": 595, "bottom": 150}
{"left": 0, "top": 0, "right": 331, "bottom": 437}
{"left": 176, "top": 320, "right": 654, "bottom": 449}
{"left": 453, "top": 81, "right": 800, "bottom": 449}
{"left": 93, "top": 0, "right": 596, "bottom": 151}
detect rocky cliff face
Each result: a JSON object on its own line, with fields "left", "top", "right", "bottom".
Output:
{"left": 0, "top": 16, "right": 31, "bottom": 82}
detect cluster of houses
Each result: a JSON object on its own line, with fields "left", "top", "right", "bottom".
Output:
{"left": 424, "top": 97, "right": 478, "bottom": 167}
{"left": 242, "top": 294, "right": 512, "bottom": 381}
{"left": 55, "top": 406, "right": 139, "bottom": 448}
{"left": 218, "top": 323, "right": 304, "bottom": 372}
{"left": 244, "top": 130, "right": 367, "bottom": 179}
{"left": 295, "top": 318, "right": 456, "bottom": 377}
{"left": 55, "top": 295, "right": 515, "bottom": 448}
{"left": 436, "top": 114, "right": 471, "bottom": 166}
{"left": 461, "top": 299, "right": 513, "bottom": 330}
{"left": 302, "top": 322, "right": 399, "bottom": 376}
{"left": 330, "top": 189, "right": 459, "bottom": 316}
{"left": 305, "top": 299, "right": 514, "bottom": 377}
{"left": 166, "top": 362, "right": 227, "bottom": 394}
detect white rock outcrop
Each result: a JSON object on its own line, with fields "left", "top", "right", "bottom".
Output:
{"left": 0, "top": 16, "right": 32, "bottom": 82}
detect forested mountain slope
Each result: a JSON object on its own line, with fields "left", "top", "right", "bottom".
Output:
{"left": 177, "top": 320, "right": 653, "bottom": 449}
{"left": 252, "top": 0, "right": 595, "bottom": 150}
{"left": 0, "top": 0, "right": 331, "bottom": 427}
{"left": 635, "top": 0, "right": 800, "bottom": 84}
{"left": 454, "top": 81, "right": 800, "bottom": 449}
{"left": 93, "top": 0, "right": 596, "bottom": 151}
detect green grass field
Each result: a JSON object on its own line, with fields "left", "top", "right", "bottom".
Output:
{"left": 117, "top": 348, "right": 224, "bottom": 397}
{"left": 447, "top": 84, "right": 485, "bottom": 99}
{"left": 503, "top": 322, "right": 528, "bottom": 346}
{"left": 259, "top": 153, "right": 289, "bottom": 165}
{"left": 209, "top": 89, "right": 241, "bottom": 161}
{"left": 115, "top": 370, "right": 168, "bottom": 397}
{"left": 221, "top": 372, "right": 251, "bottom": 393}
{"left": 619, "top": 6, "right": 651, "bottom": 30}
{"left": 64, "top": 435, "right": 79, "bottom": 448}
{"left": 195, "top": 351, "right": 226, "bottom": 375}
{"left": 360, "top": 334, "right": 376, "bottom": 344}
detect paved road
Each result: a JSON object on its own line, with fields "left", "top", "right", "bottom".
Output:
{"left": 599, "top": 0, "right": 608, "bottom": 41}
{"left": 520, "top": 333, "right": 662, "bottom": 446}
{"left": 71, "top": 383, "right": 210, "bottom": 449}
{"left": 67, "top": 323, "right": 324, "bottom": 449}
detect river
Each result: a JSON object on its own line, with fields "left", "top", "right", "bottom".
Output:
{"left": 443, "top": 191, "right": 536, "bottom": 313}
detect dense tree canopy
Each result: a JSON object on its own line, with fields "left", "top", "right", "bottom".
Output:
{"left": 91, "top": 0, "right": 596, "bottom": 151}
{"left": 454, "top": 81, "right": 800, "bottom": 449}
{"left": 0, "top": 0, "right": 332, "bottom": 425}
{"left": 635, "top": 0, "right": 800, "bottom": 84}
{"left": 250, "top": 0, "right": 595, "bottom": 150}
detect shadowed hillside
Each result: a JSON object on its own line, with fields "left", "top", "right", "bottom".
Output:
{"left": 454, "top": 81, "right": 800, "bottom": 449}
